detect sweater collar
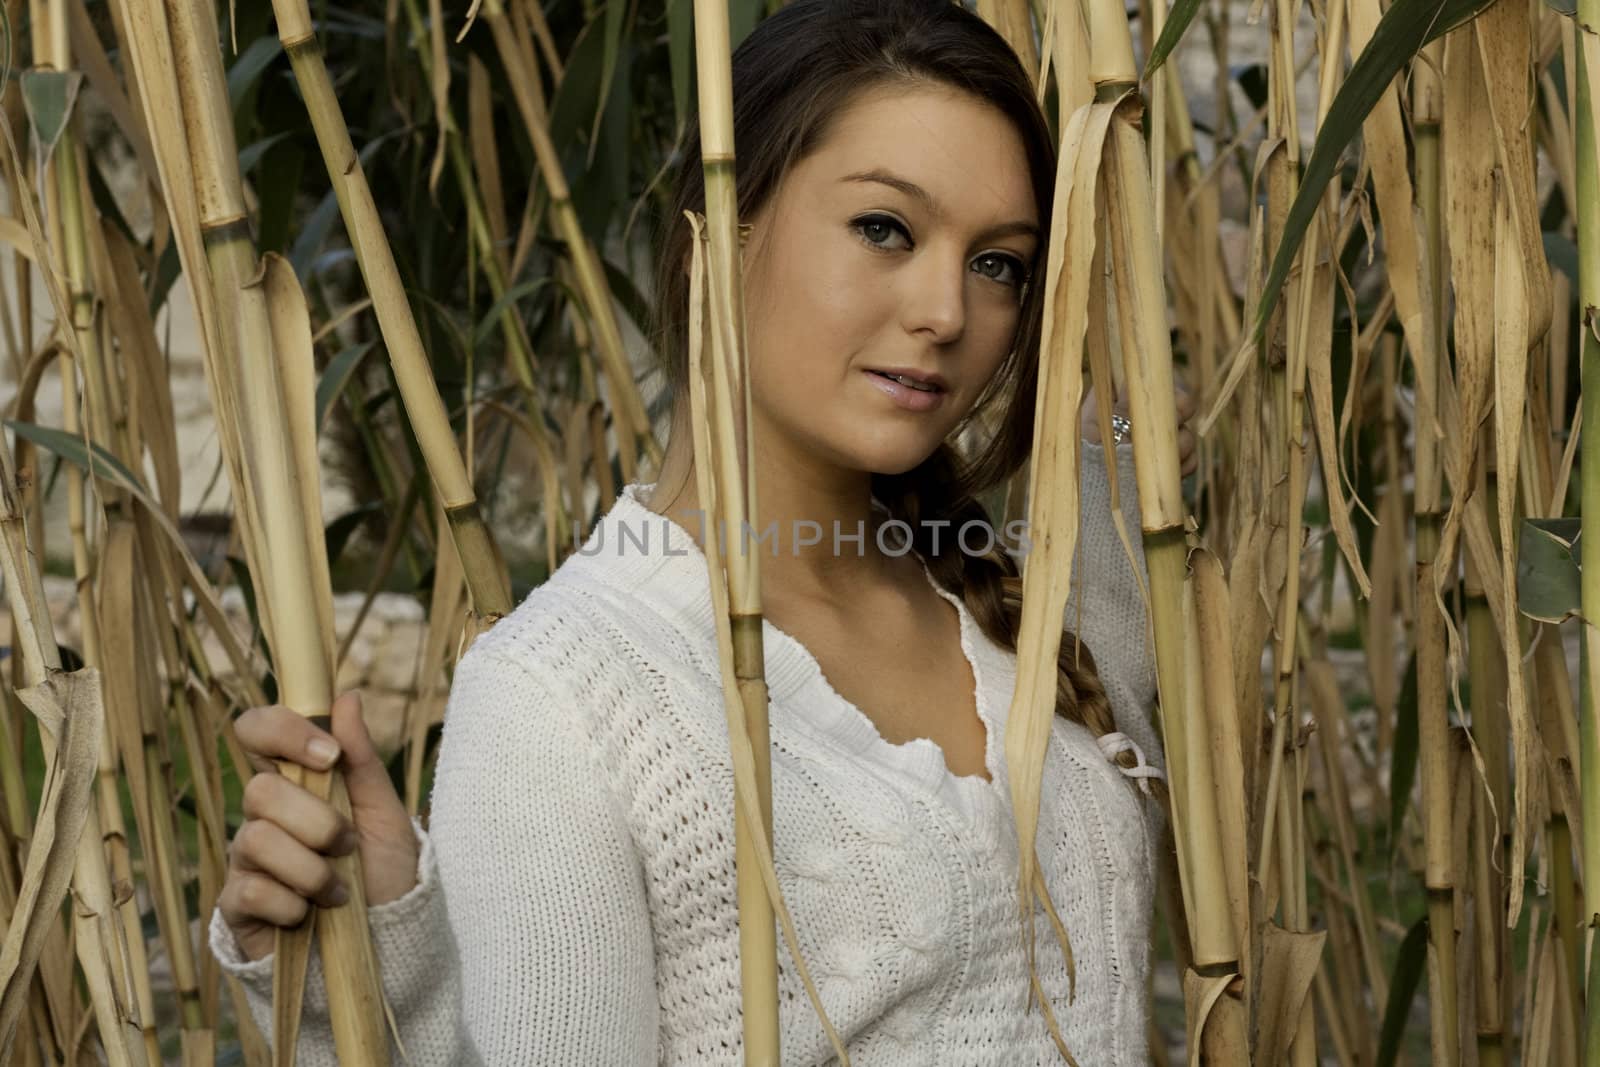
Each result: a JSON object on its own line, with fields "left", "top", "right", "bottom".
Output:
{"left": 566, "top": 482, "right": 820, "bottom": 701}
{"left": 567, "top": 482, "right": 1017, "bottom": 823}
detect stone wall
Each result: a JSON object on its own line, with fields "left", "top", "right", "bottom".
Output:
{"left": 17, "top": 574, "right": 436, "bottom": 757}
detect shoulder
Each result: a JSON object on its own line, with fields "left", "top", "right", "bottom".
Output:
{"left": 459, "top": 572, "right": 602, "bottom": 682}
{"left": 463, "top": 540, "right": 650, "bottom": 663}
{"left": 450, "top": 546, "right": 713, "bottom": 720}
{"left": 435, "top": 578, "right": 632, "bottom": 807}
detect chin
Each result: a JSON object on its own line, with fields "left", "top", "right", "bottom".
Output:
{"left": 860, "top": 445, "right": 942, "bottom": 478}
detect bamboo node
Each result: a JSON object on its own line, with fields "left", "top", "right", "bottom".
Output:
{"left": 199, "top": 214, "right": 253, "bottom": 238}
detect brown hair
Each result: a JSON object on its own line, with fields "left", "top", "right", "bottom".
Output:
{"left": 648, "top": 0, "right": 1133, "bottom": 772}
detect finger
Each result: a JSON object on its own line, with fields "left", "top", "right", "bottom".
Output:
{"left": 327, "top": 692, "right": 405, "bottom": 817}
{"left": 231, "top": 819, "right": 349, "bottom": 907}
{"left": 240, "top": 770, "right": 356, "bottom": 856}
{"left": 1176, "top": 389, "right": 1197, "bottom": 421}
{"left": 219, "top": 870, "right": 313, "bottom": 930}
{"left": 234, "top": 705, "right": 343, "bottom": 772}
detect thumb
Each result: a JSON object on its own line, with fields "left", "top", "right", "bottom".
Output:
{"left": 327, "top": 691, "right": 405, "bottom": 823}
{"left": 327, "top": 691, "right": 419, "bottom": 907}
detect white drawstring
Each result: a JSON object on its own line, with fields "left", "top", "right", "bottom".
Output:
{"left": 1095, "top": 732, "right": 1165, "bottom": 796}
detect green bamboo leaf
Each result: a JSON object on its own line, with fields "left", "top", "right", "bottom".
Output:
{"left": 1518, "top": 517, "right": 1582, "bottom": 624}
{"left": 237, "top": 132, "right": 293, "bottom": 175}
{"left": 550, "top": 17, "right": 633, "bottom": 228}
{"left": 551, "top": 17, "right": 607, "bottom": 155}
{"left": 291, "top": 188, "right": 343, "bottom": 281}
{"left": 1144, "top": 0, "right": 1206, "bottom": 79}
{"left": 1388, "top": 653, "right": 1419, "bottom": 858}
{"left": 586, "top": 1, "right": 629, "bottom": 169}
{"left": 289, "top": 135, "right": 390, "bottom": 279}
{"left": 6, "top": 420, "right": 146, "bottom": 495}
{"left": 471, "top": 279, "right": 556, "bottom": 347}
{"left": 226, "top": 36, "right": 283, "bottom": 110}
{"left": 599, "top": 254, "right": 654, "bottom": 335}
{"left": 20, "top": 70, "right": 84, "bottom": 161}
{"left": 1376, "top": 915, "right": 1428, "bottom": 1067}
{"left": 315, "top": 340, "right": 379, "bottom": 432}
{"left": 1251, "top": 0, "right": 1499, "bottom": 347}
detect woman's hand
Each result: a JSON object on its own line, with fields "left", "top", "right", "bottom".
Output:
{"left": 1079, "top": 381, "right": 1199, "bottom": 477}
{"left": 218, "top": 691, "right": 421, "bottom": 962}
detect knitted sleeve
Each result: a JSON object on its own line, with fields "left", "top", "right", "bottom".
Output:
{"left": 1068, "top": 440, "right": 1161, "bottom": 769}
{"left": 208, "top": 644, "right": 661, "bottom": 1063}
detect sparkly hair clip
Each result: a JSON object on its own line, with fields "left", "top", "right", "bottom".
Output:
{"left": 1095, "top": 732, "right": 1165, "bottom": 796}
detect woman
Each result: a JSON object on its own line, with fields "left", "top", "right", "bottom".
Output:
{"left": 211, "top": 0, "right": 1198, "bottom": 1062}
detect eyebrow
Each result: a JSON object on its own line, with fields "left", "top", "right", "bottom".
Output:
{"left": 840, "top": 168, "right": 1039, "bottom": 242}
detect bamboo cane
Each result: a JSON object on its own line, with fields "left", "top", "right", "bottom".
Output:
{"left": 264, "top": 0, "right": 513, "bottom": 623}
{"left": 115, "top": 0, "right": 391, "bottom": 1058}
{"left": 683, "top": 5, "right": 854, "bottom": 1062}
{"left": 1410, "top": 31, "right": 1463, "bottom": 1067}
{"left": 471, "top": 0, "right": 662, "bottom": 484}
{"left": 691, "top": 5, "right": 776, "bottom": 1057}
{"left": 0, "top": 422, "right": 144, "bottom": 1067}
{"left": 976, "top": 0, "right": 1040, "bottom": 79}
{"left": 44, "top": 12, "right": 185, "bottom": 1056}
{"left": 0, "top": 38, "right": 154, "bottom": 1060}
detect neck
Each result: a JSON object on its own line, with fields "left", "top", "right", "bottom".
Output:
{"left": 641, "top": 407, "right": 898, "bottom": 603}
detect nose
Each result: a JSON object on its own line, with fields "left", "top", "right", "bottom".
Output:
{"left": 900, "top": 245, "right": 966, "bottom": 343}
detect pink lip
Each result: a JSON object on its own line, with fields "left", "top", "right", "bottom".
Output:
{"left": 863, "top": 369, "right": 947, "bottom": 413}
{"left": 865, "top": 366, "right": 949, "bottom": 391}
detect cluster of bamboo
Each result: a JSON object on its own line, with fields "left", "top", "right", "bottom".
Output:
{"left": 983, "top": 0, "right": 1589, "bottom": 1060}
{"left": 0, "top": 0, "right": 1591, "bottom": 1063}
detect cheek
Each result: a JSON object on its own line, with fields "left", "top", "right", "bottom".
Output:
{"left": 747, "top": 245, "right": 890, "bottom": 377}
{"left": 969, "top": 310, "right": 1022, "bottom": 379}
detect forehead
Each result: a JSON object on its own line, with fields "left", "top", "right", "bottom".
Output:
{"left": 793, "top": 84, "right": 1038, "bottom": 227}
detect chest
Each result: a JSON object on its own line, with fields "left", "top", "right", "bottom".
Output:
{"left": 603, "top": 653, "right": 1153, "bottom": 1062}
{"left": 770, "top": 597, "right": 993, "bottom": 782}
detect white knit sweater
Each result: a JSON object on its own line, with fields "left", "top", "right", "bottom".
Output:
{"left": 210, "top": 441, "right": 1163, "bottom": 1065}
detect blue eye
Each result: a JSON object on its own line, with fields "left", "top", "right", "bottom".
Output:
{"left": 852, "top": 214, "right": 911, "bottom": 250}
{"left": 974, "top": 252, "right": 1027, "bottom": 288}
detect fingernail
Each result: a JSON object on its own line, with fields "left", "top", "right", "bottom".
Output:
{"left": 307, "top": 737, "right": 341, "bottom": 767}
{"left": 329, "top": 881, "right": 349, "bottom": 905}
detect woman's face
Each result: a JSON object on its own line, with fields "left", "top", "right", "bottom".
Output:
{"left": 741, "top": 82, "right": 1039, "bottom": 478}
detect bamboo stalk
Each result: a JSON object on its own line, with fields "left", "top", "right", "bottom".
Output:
{"left": 265, "top": 0, "right": 513, "bottom": 623}
{"left": 977, "top": 0, "right": 1040, "bottom": 79}
{"left": 0, "top": 48, "right": 150, "bottom": 1065}
{"left": 473, "top": 0, "right": 662, "bottom": 483}
{"left": 123, "top": 0, "right": 390, "bottom": 1057}
{"left": 690, "top": 5, "right": 776, "bottom": 1057}
{"left": 43, "top": 17, "right": 178, "bottom": 1059}
{"left": 0, "top": 426, "right": 145, "bottom": 1067}
{"left": 1411, "top": 32, "right": 1461, "bottom": 1067}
